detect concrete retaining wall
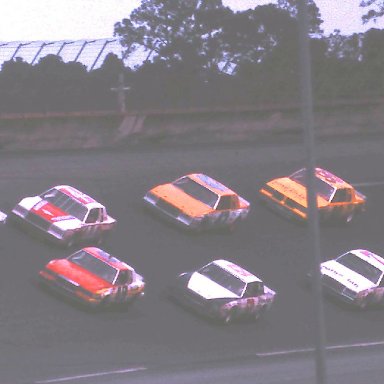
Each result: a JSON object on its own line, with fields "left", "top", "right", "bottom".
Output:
{"left": 0, "top": 100, "right": 383, "bottom": 151}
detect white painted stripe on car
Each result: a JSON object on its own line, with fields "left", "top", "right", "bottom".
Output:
{"left": 35, "top": 367, "right": 147, "bottom": 383}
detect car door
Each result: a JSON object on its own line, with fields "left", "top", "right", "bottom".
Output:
{"left": 373, "top": 275, "right": 384, "bottom": 306}
{"left": 215, "top": 195, "right": 239, "bottom": 226}
{"left": 82, "top": 208, "right": 103, "bottom": 240}
{"left": 113, "top": 270, "right": 133, "bottom": 303}
{"left": 330, "top": 188, "right": 354, "bottom": 218}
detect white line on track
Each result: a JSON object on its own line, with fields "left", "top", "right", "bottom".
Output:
{"left": 35, "top": 367, "right": 147, "bottom": 383}
{"left": 352, "top": 181, "right": 384, "bottom": 188}
{"left": 256, "top": 340, "right": 384, "bottom": 358}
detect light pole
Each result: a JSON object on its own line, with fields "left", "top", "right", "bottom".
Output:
{"left": 297, "top": 1, "right": 327, "bottom": 383}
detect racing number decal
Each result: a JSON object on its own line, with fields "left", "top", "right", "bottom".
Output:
{"left": 247, "top": 298, "right": 255, "bottom": 309}
{"left": 115, "top": 285, "right": 128, "bottom": 302}
{"left": 216, "top": 211, "right": 230, "bottom": 225}
{"left": 217, "top": 211, "right": 238, "bottom": 226}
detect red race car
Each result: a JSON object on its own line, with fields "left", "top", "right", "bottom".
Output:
{"left": 39, "top": 247, "right": 145, "bottom": 308}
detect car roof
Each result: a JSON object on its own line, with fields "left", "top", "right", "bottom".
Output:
{"left": 54, "top": 185, "right": 104, "bottom": 208}
{"left": 314, "top": 168, "right": 352, "bottom": 188}
{"left": 350, "top": 249, "right": 384, "bottom": 272}
{"left": 213, "top": 259, "right": 261, "bottom": 283}
{"left": 83, "top": 247, "right": 132, "bottom": 271}
{"left": 186, "top": 173, "right": 236, "bottom": 196}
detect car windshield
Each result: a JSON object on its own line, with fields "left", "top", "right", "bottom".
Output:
{"left": 290, "top": 169, "right": 335, "bottom": 201}
{"left": 199, "top": 263, "right": 246, "bottom": 297}
{"left": 173, "top": 176, "right": 219, "bottom": 208}
{"left": 336, "top": 252, "right": 383, "bottom": 284}
{"left": 68, "top": 250, "right": 118, "bottom": 284}
{"left": 41, "top": 188, "right": 88, "bottom": 221}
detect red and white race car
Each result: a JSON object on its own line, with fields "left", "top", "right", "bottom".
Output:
{"left": 39, "top": 247, "right": 145, "bottom": 308}
{"left": 10, "top": 185, "right": 116, "bottom": 247}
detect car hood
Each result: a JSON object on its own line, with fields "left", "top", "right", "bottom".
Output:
{"left": 268, "top": 178, "right": 329, "bottom": 208}
{"left": 321, "top": 260, "right": 376, "bottom": 292}
{"left": 187, "top": 272, "right": 240, "bottom": 300}
{"left": 31, "top": 200, "right": 80, "bottom": 225}
{"left": 152, "top": 184, "right": 213, "bottom": 217}
{"left": 48, "top": 259, "right": 112, "bottom": 292}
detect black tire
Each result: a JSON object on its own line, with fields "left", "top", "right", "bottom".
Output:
{"left": 254, "top": 305, "right": 266, "bottom": 321}
{"left": 64, "top": 236, "right": 77, "bottom": 249}
{"left": 222, "top": 308, "right": 236, "bottom": 324}
{"left": 344, "top": 211, "right": 355, "bottom": 224}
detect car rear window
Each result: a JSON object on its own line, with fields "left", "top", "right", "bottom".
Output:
{"left": 336, "top": 252, "right": 383, "bottom": 284}
{"left": 173, "top": 177, "right": 219, "bottom": 208}
{"left": 68, "top": 250, "right": 118, "bottom": 284}
{"left": 41, "top": 188, "right": 88, "bottom": 221}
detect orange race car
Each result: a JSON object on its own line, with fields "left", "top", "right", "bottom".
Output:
{"left": 39, "top": 247, "right": 145, "bottom": 308}
{"left": 143, "top": 173, "right": 250, "bottom": 231}
{"left": 259, "top": 167, "right": 366, "bottom": 224}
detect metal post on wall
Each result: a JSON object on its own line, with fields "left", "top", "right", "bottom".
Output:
{"left": 297, "top": 1, "right": 327, "bottom": 383}
{"left": 111, "top": 73, "right": 130, "bottom": 114}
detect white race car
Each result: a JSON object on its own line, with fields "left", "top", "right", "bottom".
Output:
{"left": 169, "top": 259, "right": 276, "bottom": 324}
{"left": 10, "top": 185, "right": 116, "bottom": 247}
{"left": 320, "top": 249, "right": 384, "bottom": 308}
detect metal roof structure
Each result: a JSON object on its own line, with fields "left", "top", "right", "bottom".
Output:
{"left": 0, "top": 38, "right": 148, "bottom": 71}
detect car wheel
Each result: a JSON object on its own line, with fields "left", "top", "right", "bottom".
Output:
{"left": 345, "top": 211, "right": 355, "bottom": 224}
{"left": 254, "top": 305, "right": 266, "bottom": 321}
{"left": 95, "top": 233, "right": 105, "bottom": 246}
{"left": 64, "top": 236, "right": 76, "bottom": 248}
{"left": 222, "top": 308, "right": 236, "bottom": 324}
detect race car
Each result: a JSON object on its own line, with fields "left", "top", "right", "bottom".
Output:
{"left": 143, "top": 173, "right": 250, "bottom": 231}
{"left": 39, "top": 247, "right": 145, "bottom": 308}
{"left": 10, "top": 185, "right": 116, "bottom": 247}
{"left": 169, "top": 259, "right": 276, "bottom": 324}
{"left": 319, "top": 249, "right": 384, "bottom": 309}
{"left": 259, "top": 167, "right": 366, "bottom": 224}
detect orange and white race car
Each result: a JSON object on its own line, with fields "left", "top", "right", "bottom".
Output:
{"left": 10, "top": 185, "right": 116, "bottom": 247}
{"left": 143, "top": 173, "right": 250, "bottom": 231}
{"left": 259, "top": 167, "right": 366, "bottom": 224}
{"left": 39, "top": 247, "right": 145, "bottom": 308}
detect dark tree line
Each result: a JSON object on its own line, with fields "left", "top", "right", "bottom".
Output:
{"left": 0, "top": 0, "right": 383, "bottom": 114}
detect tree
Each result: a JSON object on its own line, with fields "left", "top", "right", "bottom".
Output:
{"left": 276, "top": 0, "right": 323, "bottom": 34}
{"left": 360, "top": 0, "right": 384, "bottom": 23}
{"left": 114, "top": 0, "right": 231, "bottom": 74}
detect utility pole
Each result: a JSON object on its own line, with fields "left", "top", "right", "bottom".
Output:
{"left": 297, "top": 1, "right": 327, "bottom": 383}
{"left": 111, "top": 73, "right": 130, "bottom": 113}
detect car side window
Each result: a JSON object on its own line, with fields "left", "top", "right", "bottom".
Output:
{"left": 216, "top": 195, "right": 232, "bottom": 210}
{"left": 85, "top": 208, "right": 100, "bottom": 224}
{"left": 115, "top": 270, "right": 131, "bottom": 285}
{"left": 332, "top": 188, "right": 352, "bottom": 203}
{"left": 244, "top": 282, "right": 264, "bottom": 297}
{"left": 379, "top": 276, "right": 384, "bottom": 288}
{"left": 230, "top": 195, "right": 239, "bottom": 209}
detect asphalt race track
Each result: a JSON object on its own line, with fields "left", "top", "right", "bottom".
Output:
{"left": 1, "top": 133, "right": 384, "bottom": 383}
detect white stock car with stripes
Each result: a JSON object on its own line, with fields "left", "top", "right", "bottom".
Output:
{"left": 10, "top": 185, "right": 116, "bottom": 247}
{"left": 169, "top": 259, "right": 276, "bottom": 324}
{"left": 320, "top": 249, "right": 384, "bottom": 308}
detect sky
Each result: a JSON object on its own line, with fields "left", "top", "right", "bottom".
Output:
{"left": 1, "top": 0, "right": 384, "bottom": 43}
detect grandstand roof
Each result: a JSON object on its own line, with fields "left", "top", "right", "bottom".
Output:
{"left": 0, "top": 38, "right": 148, "bottom": 71}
